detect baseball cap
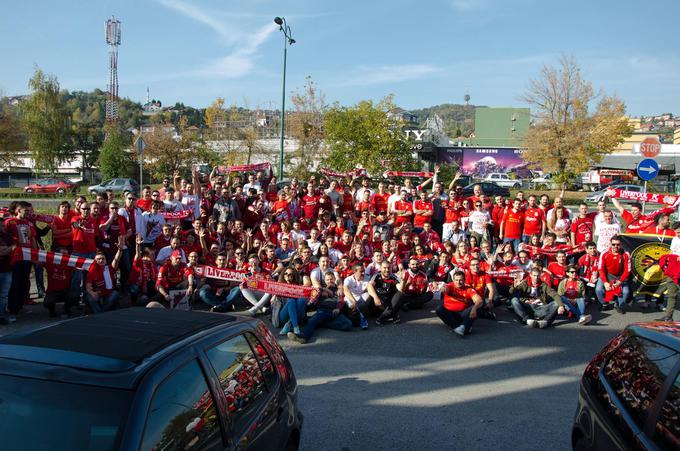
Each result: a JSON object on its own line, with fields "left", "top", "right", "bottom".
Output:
{"left": 171, "top": 250, "right": 182, "bottom": 258}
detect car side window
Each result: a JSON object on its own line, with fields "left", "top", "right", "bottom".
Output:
{"left": 245, "top": 332, "right": 278, "bottom": 389}
{"left": 604, "top": 336, "right": 678, "bottom": 430}
{"left": 655, "top": 372, "right": 680, "bottom": 450}
{"left": 205, "top": 334, "right": 270, "bottom": 437}
{"left": 140, "top": 359, "right": 222, "bottom": 451}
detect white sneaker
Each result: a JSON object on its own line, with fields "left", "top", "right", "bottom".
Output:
{"left": 526, "top": 319, "right": 537, "bottom": 328}
{"left": 578, "top": 314, "right": 592, "bottom": 325}
{"left": 537, "top": 320, "right": 549, "bottom": 329}
{"left": 453, "top": 325, "right": 465, "bottom": 337}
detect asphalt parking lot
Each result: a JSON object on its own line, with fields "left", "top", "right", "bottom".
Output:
{"left": 0, "top": 298, "right": 668, "bottom": 451}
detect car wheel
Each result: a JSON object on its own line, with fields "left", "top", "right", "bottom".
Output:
{"left": 513, "top": 183, "right": 521, "bottom": 189}
{"left": 90, "top": 190, "right": 98, "bottom": 195}
{"left": 56, "top": 188, "right": 65, "bottom": 195}
{"left": 25, "top": 188, "right": 33, "bottom": 193}
{"left": 284, "top": 434, "right": 299, "bottom": 451}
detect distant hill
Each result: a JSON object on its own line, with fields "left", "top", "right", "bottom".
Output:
{"left": 409, "top": 103, "right": 485, "bottom": 138}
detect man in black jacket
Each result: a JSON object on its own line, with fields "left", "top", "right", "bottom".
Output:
{"left": 509, "top": 267, "right": 564, "bottom": 328}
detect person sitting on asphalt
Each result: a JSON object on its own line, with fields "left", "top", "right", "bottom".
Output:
{"left": 557, "top": 264, "right": 592, "bottom": 325}
{"left": 85, "top": 236, "right": 125, "bottom": 314}
{"left": 288, "top": 272, "right": 352, "bottom": 344}
{"left": 509, "top": 267, "right": 563, "bottom": 328}
{"left": 370, "top": 261, "right": 400, "bottom": 326}
{"left": 595, "top": 235, "right": 630, "bottom": 314}
{"left": 342, "top": 263, "right": 371, "bottom": 329}
{"left": 42, "top": 247, "right": 75, "bottom": 318}
{"left": 437, "top": 270, "right": 483, "bottom": 337}
{"left": 156, "top": 249, "right": 195, "bottom": 306}
{"left": 197, "top": 252, "right": 233, "bottom": 312}
{"left": 380, "top": 257, "right": 433, "bottom": 324}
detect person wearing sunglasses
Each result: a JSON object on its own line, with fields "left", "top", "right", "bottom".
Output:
{"left": 557, "top": 264, "right": 591, "bottom": 325}
{"left": 595, "top": 235, "right": 631, "bottom": 313}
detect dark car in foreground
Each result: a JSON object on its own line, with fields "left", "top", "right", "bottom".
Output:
{"left": 572, "top": 321, "right": 680, "bottom": 450}
{"left": 24, "top": 178, "right": 77, "bottom": 194}
{"left": 461, "top": 181, "right": 511, "bottom": 198}
{"left": 0, "top": 309, "right": 303, "bottom": 450}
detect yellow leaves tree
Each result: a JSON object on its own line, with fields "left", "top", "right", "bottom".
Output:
{"left": 288, "top": 76, "right": 326, "bottom": 179}
{"left": 521, "top": 55, "right": 632, "bottom": 181}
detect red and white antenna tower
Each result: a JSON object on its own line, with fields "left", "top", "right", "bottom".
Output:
{"left": 105, "top": 16, "right": 121, "bottom": 122}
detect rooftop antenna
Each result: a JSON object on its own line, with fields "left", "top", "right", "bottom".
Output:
{"left": 105, "top": 16, "right": 121, "bottom": 122}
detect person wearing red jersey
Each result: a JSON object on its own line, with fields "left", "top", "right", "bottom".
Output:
{"left": 441, "top": 193, "right": 462, "bottom": 242}
{"left": 466, "top": 184, "right": 492, "bottom": 210}
{"left": 609, "top": 197, "right": 676, "bottom": 234}
{"left": 85, "top": 236, "right": 125, "bottom": 313}
{"left": 642, "top": 213, "right": 676, "bottom": 238}
{"left": 302, "top": 184, "right": 321, "bottom": 220}
{"left": 577, "top": 241, "right": 600, "bottom": 302}
{"left": 41, "top": 247, "right": 75, "bottom": 317}
{"left": 419, "top": 222, "right": 441, "bottom": 250}
{"left": 412, "top": 190, "right": 433, "bottom": 230}
{"left": 5, "top": 202, "right": 38, "bottom": 315}
{"left": 128, "top": 235, "right": 158, "bottom": 306}
{"left": 465, "top": 258, "right": 496, "bottom": 317}
{"left": 546, "top": 250, "right": 568, "bottom": 288}
{"left": 546, "top": 196, "right": 571, "bottom": 224}
{"left": 437, "top": 270, "right": 483, "bottom": 337}
{"left": 154, "top": 223, "right": 174, "bottom": 253}
{"left": 558, "top": 264, "right": 592, "bottom": 325}
{"left": 595, "top": 235, "right": 631, "bottom": 313}
{"left": 136, "top": 186, "right": 153, "bottom": 211}
{"left": 522, "top": 195, "right": 546, "bottom": 243}
{"left": 100, "top": 201, "right": 128, "bottom": 263}
{"left": 371, "top": 182, "right": 390, "bottom": 214}
{"left": 69, "top": 201, "right": 99, "bottom": 301}
{"left": 500, "top": 198, "right": 524, "bottom": 251}
{"left": 354, "top": 189, "right": 373, "bottom": 218}
{"left": 491, "top": 195, "right": 506, "bottom": 242}
{"left": 51, "top": 201, "right": 73, "bottom": 251}
{"left": 156, "top": 249, "right": 195, "bottom": 303}
{"left": 393, "top": 190, "right": 414, "bottom": 226}
{"left": 492, "top": 250, "right": 521, "bottom": 301}
{"left": 375, "top": 257, "right": 432, "bottom": 324}
{"left": 333, "top": 230, "right": 354, "bottom": 255}
{"left": 570, "top": 203, "right": 595, "bottom": 246}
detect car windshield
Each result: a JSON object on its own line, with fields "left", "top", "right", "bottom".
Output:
{"left": 0, "top": 374, "right": 131, "bottom": 450}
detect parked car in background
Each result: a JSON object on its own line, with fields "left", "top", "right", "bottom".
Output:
{"left": 0, "top": 308, "right": 303, "bottom": 451}
{"left": 585, "top": 183, "right": 643, "bottom": 204}
{"left": 462, "top": 182, "right": 510, "bottom": 198}
{"left": 88, "top": 178, "right": 139, "bottom": 195}
{"left": 482, "top": 173, "right": 522, "bottom": 189}
{"left": 531, "top": 172, "right": 582, "bottom": 191}
{"left": 23, "top": 178, "right": 77, "bottom": 195}
{"left": 571, "top": 321, "right": 679, "bottom": 450}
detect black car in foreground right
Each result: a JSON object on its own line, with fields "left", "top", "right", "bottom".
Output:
{"left": 572, "top": 321, "right": 680, "bottom": 450}
{"left": 0, "top": 308, "right": 303, "bottom": 451}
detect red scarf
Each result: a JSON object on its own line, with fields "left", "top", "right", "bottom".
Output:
{"left": 12, "top": 247, "right": 93, "bottom": 271}
{"left": 244, "top": 278, "right": 319, "bottom": 300}
{"left": 383, "top": 171, "right": 433, "bottom": 178}
{"left": 606, "top": 188, "right": 680, "bottom": 207}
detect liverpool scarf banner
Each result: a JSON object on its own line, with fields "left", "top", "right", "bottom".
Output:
{"left": 520, "top": 243, "right": 585, "bottom": 256}
{"left": 12, "top": 247, "right": 94, "bottom": 271}
{"left": 244, "top": 278, "right": 319, "bottom": 300}
{"left": 318, "top": 167, "right": 368, "bottom": 178}
{"left": 162, "top": 210, "right": 192, "bottom": 220}
{"left": 383, "top": 171, "right": 434, "bottom": 178}
{"left": 223, "top": 162, "right": 272, "bottom": 174}
{"left": 618, "top": 233, "right": 673, "bottom": 296}
{"left": 194, "top": 265, "right": 248, "bottom": 282}
{"left": 605, "top": 188, "right": 680, "bottom": 207}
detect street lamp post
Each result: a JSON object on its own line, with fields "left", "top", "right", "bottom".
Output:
{"left": 274, "top": 16, "right": 295, "bottom": 180}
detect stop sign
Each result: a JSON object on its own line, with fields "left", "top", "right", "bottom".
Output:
{"left": 639, "top": 136, "right": 661, "bottom": 158}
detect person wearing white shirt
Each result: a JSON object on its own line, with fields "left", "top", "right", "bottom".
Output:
{"left": 343, "top": 264, "right": 372, "bottom": 328}
{"left": 156, "top": 238, "right": 187, "bottom": 266}
{"left": 141, "top": 201, "right": 166, "bottom": 245}
{"left": 595, "top": 211, "right": 622, "bottom": 253}
{"left": 310, "top": 256, "right": 339, "bottom": 288}
{"left": 670, "top": 222, "right": 680, "bottom": 256}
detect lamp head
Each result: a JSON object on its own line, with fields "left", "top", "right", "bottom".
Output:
{"left": 274, "top": 17, "right": 283, "bottom": 26}
{"left": 289, "top": 38, "right": 296, "bottom": 44}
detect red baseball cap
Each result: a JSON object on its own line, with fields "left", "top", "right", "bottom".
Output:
{"left": 171, "top": 250, "right": 182, "bottom": 258}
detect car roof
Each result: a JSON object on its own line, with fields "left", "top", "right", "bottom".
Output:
{"left": 0, "top": 309, "right": 243, "bottom": 384}
{"left": 628, "top": 321, "right": 680, "bottom": 352}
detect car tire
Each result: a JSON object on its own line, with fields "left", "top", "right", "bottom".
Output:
{"left": 284, "top": 434, "right": 299, "bottom": 451}
{"left": 56, "top": 188, "right": 65, "bottom": 195}
{"left": 25, "top": 188, "right": 33, "bottom": 193}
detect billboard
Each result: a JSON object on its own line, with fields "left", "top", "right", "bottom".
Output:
{"left": 436, "top": 147, "right": 531, "bottom": 178}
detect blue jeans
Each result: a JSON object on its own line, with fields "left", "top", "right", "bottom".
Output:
{"left": 198, "top": 285, "right": 231, "bottom": 309}
{"left": 301, "top": 309, "right": 352, "bottom": 340}
{"left": 0, "top": 271, "right": 12, "bottom": 319}
{"left": 510, "top": 297, "right": 559, "bottom": 325}
{"left": 86, "top": 291, "right": 119, "bottom": 314}
{"left": 436, "top": 304, "right": 475, "bottom": 333}
{"left": 561, "top": 296, "right": 586, "bottom": 317}
{"left": 118, "top": 249, "right": 131, "bottom": 290}
{"left": 595, "top": 279, "right": 629, "bottom": 307}
{"left": 279, "top": 298, "right": 307, "bottom": 331}
{"left": 70, "top": 252, "right": 96, "bottom": 299}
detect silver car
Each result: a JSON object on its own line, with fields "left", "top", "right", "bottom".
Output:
{"left": 584, "top": 184, "right": 642, "bottom": 203}
{"left": 88, "top": 178, "right": 139, "bottom": 195}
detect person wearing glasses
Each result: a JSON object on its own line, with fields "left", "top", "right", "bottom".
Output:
{"left": 558, "top": 264, "right": 592, "bottom": 325}
{"left": 99, "top": 201, "right": 127, "bottom": 264}
{"left": 595, "top": 235, "right": 631, "bottom": 313}
{"left": 70, "top": 201, "right": 99, "bottom": 302}
{"left": 140, "top": 201, "right": 166, "bottom": 248}
{"left": 468, "top": 200, "right": 492, "bottom": 244}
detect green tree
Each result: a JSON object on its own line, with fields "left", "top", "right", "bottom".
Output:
{"left": 20, "top": 68, "right": 71, "bottom": 174}
{"left": 98, "top": 126, "right": 132, "bottom": 179}
{"left": 521, "top": 55, "right": 632, "bottom": 180}
{"left": 0, "top": 99, "right": 25, "bottom": 167}
{"left": 323, "top": 95, "right": 417, "bottom": 175}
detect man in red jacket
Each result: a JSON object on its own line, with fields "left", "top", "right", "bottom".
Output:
{"left": 437, "top": 270, "right": 483, "bottom": 337}
{"left": 595, "top": 235, "right": 631, "bottom": 313}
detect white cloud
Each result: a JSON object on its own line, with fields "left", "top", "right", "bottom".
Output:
{"left": 155, "top": 0, "right": 233, "bottom": 43}
{"left": 335, "top": 64, "right": 441, "bottom": 87}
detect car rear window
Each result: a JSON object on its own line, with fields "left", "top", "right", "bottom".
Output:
{"left": 603, "top": 336, "right": 678, "bottom": 430}
{"left": 0, "top": 374, "right": 131, "bottom": 450}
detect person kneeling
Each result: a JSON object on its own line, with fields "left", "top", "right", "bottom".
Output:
{"left": 85, "top": 241, "right": 124, "bottom": 314}
{"left": 436, "top": 270, "right": 483, "bottom": 338}
{"left": 509, "top": 267, "right": 563, "bottom": 328}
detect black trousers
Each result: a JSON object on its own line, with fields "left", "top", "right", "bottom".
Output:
{"left": 8, "top": 261, "right": 32, "bottom": 314}
{"left": 378, "top": 291, "right": 433, "bottom": 322}
{"left": 43, "top": 289, "right": 76, "bottom": 314}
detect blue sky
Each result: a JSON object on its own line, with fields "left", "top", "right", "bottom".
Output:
{"left": 1, "top": 0, "right": 678, "bottom": 116}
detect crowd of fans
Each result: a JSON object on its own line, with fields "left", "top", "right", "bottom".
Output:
{"left": 0, "top": 165, "right": 678, "bottom": 344}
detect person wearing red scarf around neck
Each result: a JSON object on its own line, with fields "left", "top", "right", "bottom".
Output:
{"left": 642, "top": 213, "right": 676, "bottom": 238}
{"left": 558, "top": 264, "right": 592, "bottom": 325}
{"left": 85, "top": 236, "right": 125, "bottom": 313}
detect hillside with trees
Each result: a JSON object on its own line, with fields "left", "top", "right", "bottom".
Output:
{"left": 409, "top": 103, "right": 485, "bottom": 138}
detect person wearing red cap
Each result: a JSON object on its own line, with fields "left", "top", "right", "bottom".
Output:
{"left": 156, "top": 249, "right": 195, "bottom": 305}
